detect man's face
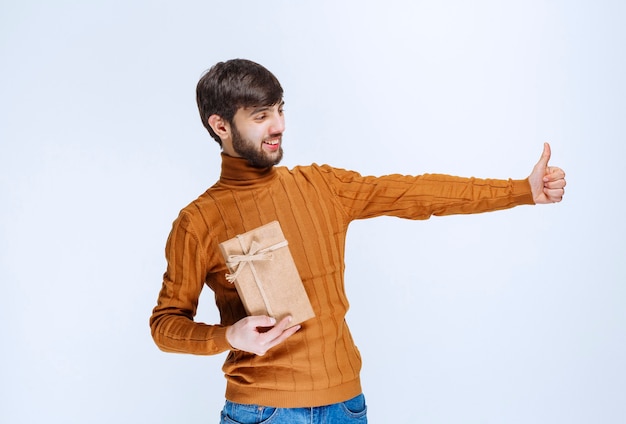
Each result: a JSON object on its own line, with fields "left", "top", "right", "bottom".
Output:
{"left": 228, "top": 101, "right": 285, "bottom": 168}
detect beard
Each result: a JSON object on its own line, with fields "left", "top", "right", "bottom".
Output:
{"left": 231, "top": 124, "right": 284, "bottom": 168}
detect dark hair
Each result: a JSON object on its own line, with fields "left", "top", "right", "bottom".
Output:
{"left": 196, "top": 59, "right": 284, "bottom": 145}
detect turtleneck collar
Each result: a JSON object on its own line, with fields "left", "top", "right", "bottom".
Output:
{"left": 218, "top": 153, "right": 277, "bottom": 187}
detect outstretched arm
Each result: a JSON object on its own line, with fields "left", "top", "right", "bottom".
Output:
{"left": 528, "top": 143, "right": 566, "bottom": 204}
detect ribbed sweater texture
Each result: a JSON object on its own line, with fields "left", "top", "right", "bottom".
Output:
{"left": 150, "top": 153, "right": 534, "bottom": 408}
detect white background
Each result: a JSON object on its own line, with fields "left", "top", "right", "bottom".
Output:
{"left": 1, "top": 1, "right": 624, "bottom": 423}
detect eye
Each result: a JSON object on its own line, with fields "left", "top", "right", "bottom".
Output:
{"left": 254, "top": 114, "right": 266, "bottom": 121}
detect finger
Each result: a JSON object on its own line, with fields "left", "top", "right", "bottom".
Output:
{"left": 535, "top": 142, "right": 552, "bottom": 170}
{"left": 276, "top": 324, "right": 301, "bottom": 343}
{"left": 261, "top": 316, "right": 294, "bottom": 341}
{"left": 544, "top": 187, "right": 564, "bottom": 202}
{"left": 256, "top": 318, "right": 300, "bottom": 356}
{"left": 246, "top": 315, "right": 277, "bottom": 329}
{"left": 544, "top": 167, "right": 566, "bottom": 182}
{"left": 275, "top": 315, "right": 295, "bottom": 330}
{"left": 260, "top": 325, "right": 301, "bottom": 355}
{"left": 543, "top": 178, "right": 566, "bottom": 189}
{"left": 546, "top": 166, "right": 564, "bottom": 175}
{"left": 267, "top": 321, "right": 300, "bottom": 344}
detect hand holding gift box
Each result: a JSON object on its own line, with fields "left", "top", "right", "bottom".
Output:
{"left": 219, "top": 221, "right": 315, "bottom": 327}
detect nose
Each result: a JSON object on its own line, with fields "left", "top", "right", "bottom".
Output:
{"left": 269, "top": 110, "right": 285, "bottom": 135}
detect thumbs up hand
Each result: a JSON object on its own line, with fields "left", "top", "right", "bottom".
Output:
{"left": 528, "top": 143, "right": 566, "bottom": 204}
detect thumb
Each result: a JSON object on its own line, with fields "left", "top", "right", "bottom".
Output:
{"left": 247, "top": 315, "right": 277, "bottom": 327}
{"left": 535, "top": 142, "right": 551, "bottom": 170}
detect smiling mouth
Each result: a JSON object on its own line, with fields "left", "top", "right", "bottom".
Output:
{"left": 262, "top": 137, "right": 281, "bottom": 149}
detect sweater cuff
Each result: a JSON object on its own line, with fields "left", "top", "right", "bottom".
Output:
{"left": 212, "top": 325, "right": 234, "bottom": 353}
{"left": 512, "top": 178, "right": 535, "bottom": 205}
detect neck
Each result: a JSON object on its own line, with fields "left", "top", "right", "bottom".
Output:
{"left": 218, "top": 153, "right": 277, "bottom": 187}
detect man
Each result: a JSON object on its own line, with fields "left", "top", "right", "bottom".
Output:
{"left": 150, "top": 58, "right": 566, "bottom": 423}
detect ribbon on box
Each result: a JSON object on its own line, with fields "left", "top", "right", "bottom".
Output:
{"left": 225, "top": 237, "right": 289, "bottom": 317}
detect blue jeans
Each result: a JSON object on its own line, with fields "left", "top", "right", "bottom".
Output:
{"left": 220, "top": 393, "right": 368, "bottom": 423}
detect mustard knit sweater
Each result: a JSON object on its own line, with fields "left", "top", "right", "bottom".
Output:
{"left": 150, "top": 154, "right": 534, "bottom": 408}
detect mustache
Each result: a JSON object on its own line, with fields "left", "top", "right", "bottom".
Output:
{"left": 263, "top": 133, "right": 283, "bottom": 141}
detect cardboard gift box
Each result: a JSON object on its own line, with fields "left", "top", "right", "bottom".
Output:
{"left": 219, "top": 221, "right": 315, "bottom": 327}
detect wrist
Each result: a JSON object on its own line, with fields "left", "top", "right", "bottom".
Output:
{"left": 225, "top": 325, "right": 239, "bottom": 351}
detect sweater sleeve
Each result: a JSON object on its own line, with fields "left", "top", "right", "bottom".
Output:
{"left": 149, "top": 211, "right": 231, "bottom": 355}
{"left": 316, "top": 165, "right": 535, "bottom": 221}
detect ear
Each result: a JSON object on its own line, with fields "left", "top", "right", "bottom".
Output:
{"left": 208, "top": 114, "right": 230, "bottom": 140}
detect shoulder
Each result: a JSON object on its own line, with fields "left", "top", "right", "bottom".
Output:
{"left": 277, "top": 163, "right": 363, "bottom": 181}
{"left": 179, "top": 187, "right": 216, "bottom": 216}
{"left": 170, "top": 187, "right": 220, "bottom": 233}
